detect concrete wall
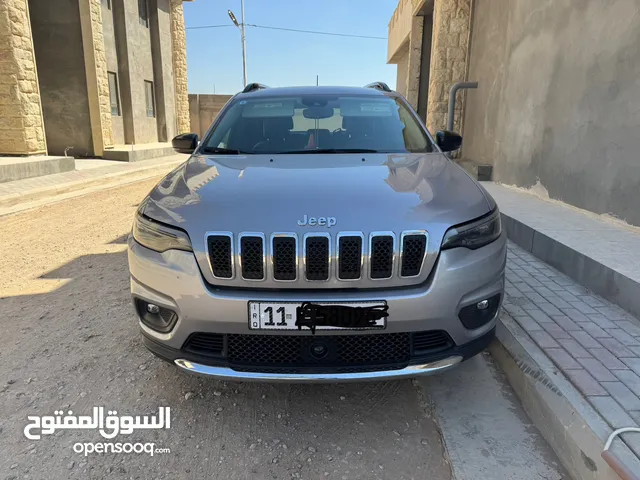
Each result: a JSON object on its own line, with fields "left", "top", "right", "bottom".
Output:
{"left": 28, "top": 0, "right": 93, "bottom": 156}
{"left": 395, "top": 46, "right": 409, "bottom": 97}
{"left": 124, "top": 0, "right": 157, "bottom": 143}
{"left": 101, "top": 0, "right": 125, "bottom": 144}
{"left": 188, "top": 94, "right": 233, "bottom": 138}
{"left": 149, "top": 0, "right": 176, "bottom": 142}
{"left": 462, "top": 0, "right": 640, "bottom": 226}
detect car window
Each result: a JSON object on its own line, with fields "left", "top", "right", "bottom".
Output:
{"left": 202, "top": 94, "right": 433, "bottom": 154}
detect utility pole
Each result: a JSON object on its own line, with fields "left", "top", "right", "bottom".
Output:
{"left": 228, "top": 3, "right": 247, "bottom": 87}
{"left": 240, "top": 0, "right": 247, "bottom": 87}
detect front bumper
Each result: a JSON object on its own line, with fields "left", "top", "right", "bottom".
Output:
{"left": 141, "top": 326, "right": 494, "bottom": 382}
{"left": 128, "top": 232, "right": 506, "bottom": 380}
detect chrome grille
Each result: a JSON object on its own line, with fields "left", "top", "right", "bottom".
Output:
{"left": 337, "top": 234, "right": 363, "bottom": 280}
{"left": 400, "top": 232, "right": 427, "bottom": 277}
{"left": 205, "top": 231, "right": 428, "bottom": 283}
{"left": 272, "top": 235, "right": 297, "bottom": 281}
{"left": 305, "top": 235, "right": 330, "bottom": 281}
{"left": 370, "top": 234, "right": 394, "bottom": 279}
{"left": 207, "top": 234, "right": 233, "bottom": 278}
{"left": 239, "top": 234, "right": 265, "bottom": 280}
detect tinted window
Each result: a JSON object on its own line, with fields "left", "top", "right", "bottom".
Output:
{"left": 203, "top": 94, "right": 433, "bottom": 154}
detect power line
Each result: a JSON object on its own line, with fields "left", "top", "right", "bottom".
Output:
{"left": 187, "top": 22, "right": 387, "bottom": 40}
{"left": 187, "top": 24, "right": 234, "bottom": 30}
{"left": 246, "top": 24, "right": 387, "bottom": 40}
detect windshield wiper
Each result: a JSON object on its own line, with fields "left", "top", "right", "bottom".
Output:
{"left": 279, "top": 148, "right": 380, "bottom": 154}
{"left": 200, "top": 147, "right": 247, "bottom": 155}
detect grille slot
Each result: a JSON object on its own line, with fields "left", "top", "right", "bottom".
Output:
{"left": 272, "top": 236, "right": 297, "bottom": 281}
{"left": 305, "top": 236, "right": 329, "bottom": 281}
{"left": 401, "top": 234, "right": 427, "bottom": 277}
{"left": 183, "top": 333, "right": 224, "bottom": 357}
{"left": 240, "top": 235, "right": 265, "bottom": 280}
{"left": 338, "top": 235, "right": 363, "bottom": 280}
{"left": 226, "top": 333, "right": 411, "bottom": 366}
{"left": 412, "top": 330, "right": 453, "bottom": 352}
{"left": 370, "top": 235, "right": 394, "bottom": 279}
{"left": 207, "top": 235, "right": 233, "bottom": 278}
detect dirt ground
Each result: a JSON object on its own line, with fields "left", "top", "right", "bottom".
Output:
{"left": 0, "top": 179, "right": 453, "bottom": 479}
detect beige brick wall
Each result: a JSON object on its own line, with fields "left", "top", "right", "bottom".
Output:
{"left": 79, "top": 0, "right": 114, "bottom": 155}
{"left": 171, "top": 0, "right": 189, "bottom": 135}
{"left": 88, "top": 0, "right": 114, "bottom": 150}
{"left": 0, "top": 0, "right": 46, "bottom": 155}
{"left": 405, "top": 15, "right": 424, "bottom": 110}
{"left": 426, "top": 0, "right": 472, "bottom": 133}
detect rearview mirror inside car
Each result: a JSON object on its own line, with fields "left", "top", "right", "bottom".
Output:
{"left": 172, "top": 133, "right": 199, "bottom": 154}
{"left": 435, "top": 130, "right": 462, "bottom": 152}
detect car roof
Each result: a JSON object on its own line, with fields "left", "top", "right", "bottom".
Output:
{"left": 235, "top": 85, "right": 397, "bottom": 99}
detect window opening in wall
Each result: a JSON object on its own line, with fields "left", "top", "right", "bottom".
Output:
{"left": 145, "top": 80, "right": 156, "bottom": 117}
{"left": 138, "top": 0, "right": 149, "bottom": 27}
{"left": 108, "top": 72, "right": 120, "bottom": 116}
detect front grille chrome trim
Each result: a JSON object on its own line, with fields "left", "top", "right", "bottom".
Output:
{"left": 336, "top": 232, "right": 365, "bottom": 281}
{"left": 204, "top": 231, "right": 235, "bottom": 280}
{"left": 303, "top": 233, "right": 332, "bottom": 282}
{"left": 237, "top": 232, "right": 266, "bottom": 281}
{"left": 368, "top": 231, "right": 397, "bottom": 280}
{"left": 399, "top": 230, "right": 428, "bottom": 279}
{"left": 270, "top": 232, "right": 298, "bottom": 282}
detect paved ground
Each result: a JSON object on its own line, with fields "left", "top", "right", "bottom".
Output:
{"left": 0, "top": 179, "right": 565, "bottom": 479}
{"left": 504, "top": 242, "right": 640, "bottom": 458}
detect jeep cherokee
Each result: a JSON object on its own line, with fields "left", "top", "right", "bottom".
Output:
{"left": 127, "top": 82, "right": 506, "bottom": 382}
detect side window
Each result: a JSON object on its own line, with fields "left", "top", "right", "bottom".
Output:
{"left": 108, "top": 72, "right": 120, "bottom": 116}
{"left": 144, "top": 80, "right": 155, "bottom": 117}
{"left": 396, "top": 101, "right": 430, "bottom": 152}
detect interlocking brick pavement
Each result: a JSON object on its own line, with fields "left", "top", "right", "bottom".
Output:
{"left": 504, "top": 241, "right": 640, "bottom": 457}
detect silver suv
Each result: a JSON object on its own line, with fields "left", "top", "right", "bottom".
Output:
{"left": 127, "top": 83, "right": 506, "bottom": 382}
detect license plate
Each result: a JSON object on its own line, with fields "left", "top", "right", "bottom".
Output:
{"left": 248, "top": 301, "right": 387, "bottom": 331}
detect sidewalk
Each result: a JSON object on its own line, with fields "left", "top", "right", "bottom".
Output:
{"left": 483, "top": 183, "right": 640, "bottom": 478}
{"left": 0, "top": 154, "right": 187, "bottom": 216}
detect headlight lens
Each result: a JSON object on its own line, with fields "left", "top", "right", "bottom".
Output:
{"left": 441, "top": 208, "right": 501, "bottom": 250}
{"left": 132, "top": 213, "right": 192, "bottom": 252}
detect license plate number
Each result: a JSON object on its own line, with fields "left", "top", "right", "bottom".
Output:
{"left": 248, "top": 301, "right": 387, "bottom": 331}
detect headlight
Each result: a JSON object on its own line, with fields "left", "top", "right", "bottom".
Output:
{"left": 441, "top": 208, "right": 501, "bottom": 250}
{"left": 132, "top": 213, "right": 192, "bottom": 252}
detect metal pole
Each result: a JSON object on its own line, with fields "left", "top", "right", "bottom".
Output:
{"left": 447, "top": 81, "right": 478, "bottom": 131}
{"left": 240, "top": 0, "right": 247, "bottom": 87}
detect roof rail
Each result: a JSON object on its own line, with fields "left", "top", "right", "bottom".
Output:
{"left": 241, "top": 83, "right": 269, "bottom": 93}
{"left": 364, "top": 82, "right": 392, "bottom": 92}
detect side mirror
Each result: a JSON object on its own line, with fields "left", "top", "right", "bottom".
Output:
{"left": 435, "top": 130, "right": 462, "bottom": 152}
{"left": 172, "top": 133, "right": 199, "bottom": 154}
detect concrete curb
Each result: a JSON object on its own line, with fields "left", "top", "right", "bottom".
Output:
{"left": 0, "top": 160, "right": 182, "bottom": 216}
{"left": 500, "top": 212, "right": 640, "bottom": 319}
{"left": 491, "top": 313, "right": 640, "bottom": 479}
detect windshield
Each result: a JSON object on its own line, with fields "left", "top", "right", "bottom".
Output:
{"left": 201, "top": 94, "right": 434, "bottom": 154}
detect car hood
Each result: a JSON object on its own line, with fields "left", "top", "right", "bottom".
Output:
{"left": 142, "top": 153, "right": 491, "bottom": 241}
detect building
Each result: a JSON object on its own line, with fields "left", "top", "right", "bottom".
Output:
{"left": 0, "top": 0, "right": 192, "bottom": 160}
{"left": 388, "top": 0, "right": 640, "bottom": 227}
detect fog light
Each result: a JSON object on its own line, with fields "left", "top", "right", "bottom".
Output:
{"left": 135, "top": 299, "right": 178, "bottom": 333}
{"left": 147, "top": 303, "right": 161, "bottom": 314}
{"left": 458, "top": 294, "right": 501, "bottom": 330}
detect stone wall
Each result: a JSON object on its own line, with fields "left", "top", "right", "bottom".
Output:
{"left": 425, "top": 0, "right": 471, "bottom": 133}
{"left": 0, "top": 0, "right": 46, "bottom": 155}
{"left": 79, "top": 0, "right": 114, "bottom": 155}
{"left": 188, "top": 94, "right": 233, "bottom": 137}
{"left": 404, "top": 15, "right": 424, "bottom": 110}
{"left": 170, "top": 0, "right": 189, "bottom": 134}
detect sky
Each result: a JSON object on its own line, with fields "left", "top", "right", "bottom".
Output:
{"left": 184, "top": 0, "right": 399, "bottom": 94}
